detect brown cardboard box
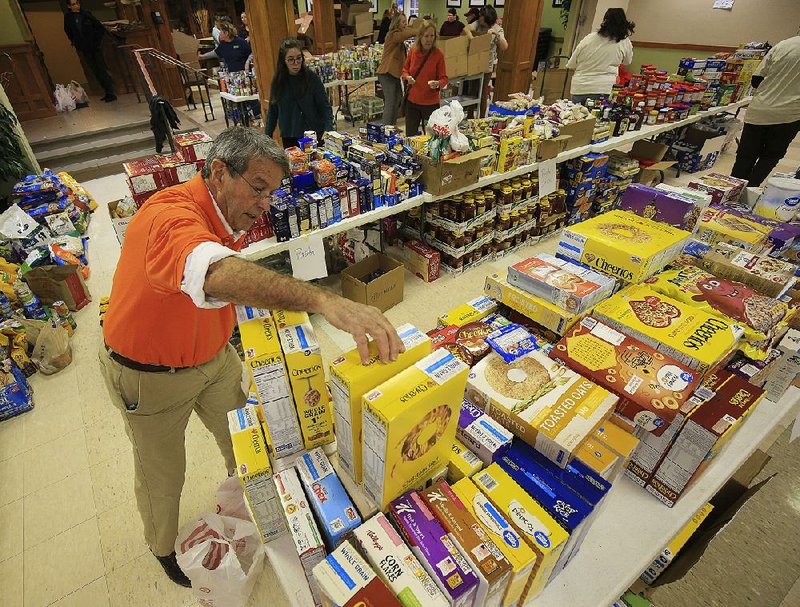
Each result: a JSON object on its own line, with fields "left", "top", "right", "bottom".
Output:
{"left": 536, "top": 135, "right": 572, "bottom": 160}
{"left": 469, "top": 33, "right": 491, "bottom": 56}
{"left": 558, "top": 117, "right": 596, "bottom": 150}
{"left": 341, "top": 254, "right": 404, "bottom": 312}
{"left": 449, "top": 54, "right": 468, "bottom": 78}
{"left": 440, "top": 36, "right": 469, "bottom": 78}
{"left": 627, "top": 140, "right": 675, "bottom": 186}
{"left": 343, "top": 2, "right": 370, "bottom": 26}
{"left": 467, "top": 51, "right": 490, "bottom": 75}
{"left": 354, "top": 12, "right": 373, "bottom": 38}
{"left": 419, "top": 148, "right": 494, "bottom": 196}
{"left": 107, "top": 200, "right": 133, "bottom": 245}
{"left": 338, "top": 34, "right": 354, "bottom": 48}
{"left": 389, "top": 240, "right": 440, "bottom": 282}
{"left": 533, "top": 68, "right": 573, "bottom": 104}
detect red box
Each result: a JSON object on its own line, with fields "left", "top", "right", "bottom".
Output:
{"left": 174, "top": 130, "right": 213, "bottom": 162}
{"left": 392, "top": 239, "right": 440, "bottom": 282}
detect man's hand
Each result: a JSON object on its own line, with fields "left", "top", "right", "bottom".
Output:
{"left": 318, "top": 296, "right": 404, "bottom": 364}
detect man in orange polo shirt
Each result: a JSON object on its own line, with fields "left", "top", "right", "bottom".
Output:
{"left": 100, "top": 127, "right": 403, "bottom": 586}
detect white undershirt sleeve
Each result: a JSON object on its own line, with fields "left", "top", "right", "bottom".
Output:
{"left": 181, "top": 241, "right": 239, "bottom": 309}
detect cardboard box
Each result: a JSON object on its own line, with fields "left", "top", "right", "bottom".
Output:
{"left": 472, "top": 465, "right": 568, "bottom": 601}
{"left": 557, "top": 117, "right": 596, "bottom": 150}
{"left": 448, "top": 439, "right": 483, "bottom": 483}
{"left": 329, "top": 324, "right": 432, "bottom": 483}
{"left": 338, "top": 34, "right": 354, "bottom": 49}
{"left": 439, "top": 36, "right": 469, "bottom": 63}
{"left": 468, "top": 51, "right": 491, "bottom": 76}
{"left": 465, "top": 350, "right": 617, "bottom": 468}
{"left": 173, "top": 130, "right": 213, "bottom": 162}
{"left": 627, "top": 140, "right": 675, "bottom": 186}
{"left": 389, "top": 491, "right": 479, "bottom": 607}
{"left": 362, "top": 349, "right": 470, "bottom": 508}
{"left": 341, "top": 253, "right": 405, "bottom": 312}
{"left": 457, "top": 399, "right": 513, "bottom": 465}
{"left": 343, "top": 1, "right": 370, "bottom": 25}
{"left": 483, "top": 274, "right": 579, "bottom": 335}
{"left": 419, "top": 148, "right": 495, "bottom": 197}
{"left": 239, "top": 318, "right": 304, "bottom": 458}
{"left": 422, "top": 481, "right": 512, "bottom": 607}
{"left": 390, "top": 239, "right": 441, "bottom": 282}
{"left": 536, "top": 135, "right": 572, "bottom": 161}
{"left": 438, "top": 296, "right": 498, "bottom": 328}
{"left": 354, "top": 12, "right": 373, "bottom": 38}
{"left": 763, "top": 329, "right": 800, "bottom": 401}
{"left": 227, "top": 405, "right": 285, "bottom": 542}
{"left": 107, "top": 200, "right": 134, "bottom": 244}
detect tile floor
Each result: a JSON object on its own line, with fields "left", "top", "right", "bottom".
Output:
{"left": 2, "top": 107, "right": 800, "bottom": 607}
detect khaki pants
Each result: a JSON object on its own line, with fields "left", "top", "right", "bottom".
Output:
{"left": 98, "top": 343, "right": 246, "bottom": 556}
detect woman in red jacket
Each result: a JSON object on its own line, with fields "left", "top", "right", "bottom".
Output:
{"left": 402, "top": 19, "right": 448, "bottom": 136}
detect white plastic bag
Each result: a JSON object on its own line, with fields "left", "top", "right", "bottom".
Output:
{"left": 54, "top": 84, "right": 76, "bottom": 113}
{"left": 216, "top": 475, "right": 250, "bottom": 521}
{"left": 176, "top": 512, "right": 264, "bottom": 607}
{"left": 67, "top": 80, "right": 89, "bottom": 105}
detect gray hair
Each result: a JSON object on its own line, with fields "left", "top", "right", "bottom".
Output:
{"left": 200, "top": 126, "right": 289, "bottom": 178}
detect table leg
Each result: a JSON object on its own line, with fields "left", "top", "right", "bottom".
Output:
{"left": 223, "top": 97, "right": 230, "bottom": 128}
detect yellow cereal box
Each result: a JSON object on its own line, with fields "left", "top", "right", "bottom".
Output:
{"left": 593, "top": 421, "right": 639, "bottom": 481}
{"left": 272, "top": 309, "right": 311, "bottom": 329}
{"left": 483, "top": 274, "right": 579, "bottom": 335}
{"left": 696, "top": 207, "right": 771, "bottom": 251}
{"left": 452, "top": 478, "right": 538, "bottom": 607}
{"left": 576, "top": 439, "right": 618, "bottom": 481}
{"left": 557, "top": 210, "right": 691, "bottom": 283}
{"left": 447, "top": 439, "right": 484, "bottom": 483}
{"left": 278, "top": 321, "right": 335, "bottom": 450}
{"left": 472, "top": 465, "right": 568, "bottom": 602}
{"left": 362, "top": 349, "right": 470, "bottom": 509}
{"left": 329, "top": 324, "right": 432, "bottom": 483}
{"left": 592, "top": 284, "right": 743, "bottom": 374}
{"left": 438, "top": 296, "right": 498, "bottom": 328}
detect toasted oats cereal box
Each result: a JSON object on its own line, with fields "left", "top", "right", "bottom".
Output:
{"left": 438, "top": 296, "right": 498, "bottom": 328}
{"left": 556, "top": 209, "right": 690, "bottom": 283}
{"left": 353, "top": 512, "right": 449, "bottom": 607}
{"left": 472, "top": 465, "right": 568, "bottom": 601}
{"left": 484, "top": 274, "right": 580, "bottom": 335}
{"left": 448, "top": 439, "right": 484, "bottom": 483}
{"left": 362, "top": 349, "right": 470, "bottom": 508}
{"left": 695, "top": 206, "right": 772, "bottom": 251}
{"left": 592, "top": 284, "right": 743, "bottom": 374}
{"left": 329, "top": 324, "right": 432, "bottom": 483}
{"left": 458, "top": 399, "right": 513, "bottom": 466}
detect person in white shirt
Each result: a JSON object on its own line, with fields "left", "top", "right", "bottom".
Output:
{"left": 566, "top": 8, "right": 634, "bottom": 104}
{"left": 732, "top": 35, "right": 800, "bottom": 186}
{"left": 464, "top": 6, "right": 508, "bottom": 115}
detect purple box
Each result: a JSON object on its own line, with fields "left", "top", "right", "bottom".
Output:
{"left": 618, "top": 183, "right": 706, "bottom": 231}
{"left": 389, "top": 491, "right": 478, "bottom": 607}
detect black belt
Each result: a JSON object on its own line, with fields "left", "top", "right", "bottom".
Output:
{"left": 106, "top": 346, "right": 188, "bottom": 373}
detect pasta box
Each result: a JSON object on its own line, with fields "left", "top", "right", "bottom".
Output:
{"left": 618, "top": 183, "right": 710, "bottom": 232}
{"left": 448, "top": 438, "right": 484, "bottom": 483}
{"left": 457, "top": 399, "right": 513, "bottom": 465}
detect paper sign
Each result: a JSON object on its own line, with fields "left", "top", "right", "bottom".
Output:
{"left": 539, "top": 158, "right": 557, "bottom": 196}
{"left": 289, "top": 234, "right": 328, "bottom": 281}
{"left": 713, "top": 0, "right": 734, "bottom": 8}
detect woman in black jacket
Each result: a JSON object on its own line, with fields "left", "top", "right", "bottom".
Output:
{"left": 265, "top": 38, "right": 334, "bottom": 148}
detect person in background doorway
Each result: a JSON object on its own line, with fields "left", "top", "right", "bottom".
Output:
{"left": 464, "top": 6, "right": 508, "bottom": 116}
{"left": 732, "top": 33, "right": 800, "bottom": 186}
{"left": 377, "top": 4, "right": 397, "bottom": 44}
{"left": 440, "top": 8, "right": 465, "bottom": 38}
{"left": 239, "top": 12, "right": 249, "bottom": 41}
{"left": 265, "top": 38, "right": 333, "bottom": 148}
{"left": 377, "top": 13, "right": 415, "bottom": 126}
{"left": 567, "top": 8, "right": 634, "bottom": 105}
{"left": 63, "top": 0, "right": 116, "bottom": 102}
{"left": 402, "top": 19, "right": 447, "bottom": 136}
{"left": 464, "top": 7, "right": 480, "bottom": 25}
{"left": 199, "top": 22, "right": 251, "bottom": 72}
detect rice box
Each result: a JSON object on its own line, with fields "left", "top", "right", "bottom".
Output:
{"left": 448, "top": 439, "right": 484, "bottom": 483}
{"left": 388, "top": 491, "right": 478, "bottom": 607}
{"left": 438, "top": 296, "right": 498, "bottom": 328}
{"left": 472, "top": 465, "right": 568, "bottom": 601}
{"left": 278, "top": 321, "right": 335, "bottom": 449}
{"left": 556, "top": 210, "right": 690, "bottom": 283}
{"left": 295, "top": 449, "right": 362, "bottom": 549}
{"left": 226, "top": 406, "right": 285, "bottom": 542}
{"left": 362, "top": 349, "right": 470, "bottom": 508}
{"left": 329, "top": 324, "right": 431, "bottom": 483}
{"left": 239, "top": 318, "right": 304, "bottom": 458}
{"left": 457, "top": 399, "right": 513, "bottom": 465}
{"left": 353, "top": 513, "right": 449, "bottom": 607}
{"left": 465, "top": 350, "right": 617, "bottom": 468}
{"left": 483, "top": 274, "right": 579, "bottom": 335}
{"left": 422, "top": 481, "right": 512, "bottom": 607}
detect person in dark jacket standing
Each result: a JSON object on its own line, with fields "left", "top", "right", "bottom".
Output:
{"left": 198, "top": 22, "right": 251, "bottom": 72}
{"left": 265, "top": 38, "right": 334, "bottom": 148}
{"left": 439, "top": 9, "right": 465, "bottom": 37}
{"left": 63, "top": 0, "right": 115, "bottom": 101}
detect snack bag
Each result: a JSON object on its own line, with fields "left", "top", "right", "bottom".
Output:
{"left": 50, "top": 244, "right": 90, "bottom": 280}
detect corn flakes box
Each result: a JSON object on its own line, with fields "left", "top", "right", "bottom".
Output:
{"left": 362, "top": 349, "right": 470, "bottom": 509}
{"left": 448, "top": 439, "right": 484, "bottom": 483}
{"left": 592, "top": 284, "right": 743, "bottom": 374}
{"left": 438, "top": 296, "right": 498, "bottom": 328}
{"left": 556, "top": 209, "right": 691, "bottom": 283}
{"left": 484, "top": 274, "right": 579, "bottom": 336}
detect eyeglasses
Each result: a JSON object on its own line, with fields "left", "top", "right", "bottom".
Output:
{"left": 286, "top": 56, "right": 303, "bottom": 64}
{"left": 227, "top": 165, "right": 272, "bottom": 201}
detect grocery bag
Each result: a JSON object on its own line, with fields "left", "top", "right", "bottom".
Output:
{"left": 54, "top": 84, "right": 76, "bottom": 113}
{"left": 216, "top": 475, "right": 250, "bottom": 521}
{"left": 32, "top": 320, "right": 72, "bottom": 375}
{"left": 176, "top": 513, "right": 264, "bottom": 607}
{"left": 67, "top": 80, "right": 89, "bottom": 106}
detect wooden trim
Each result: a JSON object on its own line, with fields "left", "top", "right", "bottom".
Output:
{"left": 632, "top": 40, "right": 737, "bottom": 53}
{"left": 0, "top": 43, "right": 56, "bottom": 121}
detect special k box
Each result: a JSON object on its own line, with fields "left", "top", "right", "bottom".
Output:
{"left": 362, "top": 349, "right": 469, "bottom": 508}
{"left": 438, "top": 296, "right": 498, "bottom": 328}
{"left": 329, "top": 324, "right": 432, "bottom": 483}
{"left": 353, "top": 513, "right": 449, "bottom": 607}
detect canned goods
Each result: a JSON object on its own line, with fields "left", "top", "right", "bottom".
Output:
{"left": 52, "top": 300, "right": 77, "bottom": 331}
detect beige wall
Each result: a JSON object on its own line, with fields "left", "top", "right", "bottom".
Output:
{"left": 0, "top": 0, "right": 32, "bottom": 45}
{"left": 591, "top": 0, "right": 630, "bottom": 30}
{"left": 24, "top": 1, "right": 88, "bottom": 86}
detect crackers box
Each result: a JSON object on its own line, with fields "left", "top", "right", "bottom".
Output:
{"left": 458, "top": 399, "right": 513, "bottom": 465}
{"left": 227, "top": 406, "right": 285, "bottom": 542}
{"left": 592, "top": 284, "right": 743, "bottom": 374}
{"left": 422, "top": 481, "right": 512, "bottom": 607}
{"left": 556, "top": 210, "right": 690, "bottom": 283}
{"left": 550, "top": 316, "right": 701, "bottom": 432}
{"left": 438, "top": 296, "right": 498, "bottom": 328}
{"left": 239, "top": 318, "right": 304, "bottom": 458}
{"left": 278, "top": 321, "right": 335, "bottom": 449}
{"left": 362, "top": 349, "right": 469, "bottom": 508}
{"left": 472, "top": 465, "right": 568, "bottom": 601}
{"left": 484, "top": 274, "right": 579, "bottom": 335}
{"left": 389, "top": 491, "right": 478, "bottom": 607}
{"left": 465, "top": 350, "right": 617, "bottom": 468}
{"left": 448, "top": 439, "right": 484, "bottom": 483}
{"left": 329, "top": 324, "right": 431, "bottom": 483}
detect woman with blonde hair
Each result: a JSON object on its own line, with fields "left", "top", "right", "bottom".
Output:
{"left": 376, "top": 11, "right": 415, "bottom": 125}
{"left": 401, "top": 19, "right": 448, "bottom": 135}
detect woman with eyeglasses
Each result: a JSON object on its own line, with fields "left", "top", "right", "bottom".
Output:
{"left": 265, "top": 38, "right": 334, "bottom": 148}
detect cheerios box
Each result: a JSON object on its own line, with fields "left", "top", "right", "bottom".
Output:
{"left": 272, "top": 309, "right": 311, "bottom": 329}
{"left": 329, "top": 324, "right": 431, "bottom": 483}
{"left": 362, "top": 349, "right": 469, "bottom": 509}
{"left": 557, "top": 209, "right": 690, "bottom": 283}
{"left": 448, "top": 439, "right": 484, "bottom": 483}
{"left": 235, "top": 305, "right": 272, "bottom": 326}
{"left": 278, "top": 321, "right": 335, "bottom": 449}
{"left": 438, "top": 296, "right": 498, "bottom": 328}
{"left": 472, "top": 465, "right": 568, "bottom": 601}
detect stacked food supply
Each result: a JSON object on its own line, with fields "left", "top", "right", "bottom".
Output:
{"left": 306, "top": 44, "right": 383, "bottom": 84}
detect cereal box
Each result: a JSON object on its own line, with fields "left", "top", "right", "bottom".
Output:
{"left": 507, "top": 254, "right": 616, "bottom": 314}
{"left": 272, "top": 309, "right": 310, "bottom": 329}
{"left": 362, "top": 349, "right": 470, "bottom": 508}
{"left": 239, "top": 318, "right": 304, "bottom": 458}
{"left": 274, "top": 467, "right": 327, "bottom": 605}
{"left": 427, "top": 321, "right": 494, "bottom": 366}
{"left": 687, "top": 172, "right": 748, "bottom": 205}
{"left": 448, "top": 439, "right": 484, "bottom": 483}
{"left": 484, "top": 274, "right": 579, "bottom": 335}
{"left": 226, "top": 406, "right": 285, "bottom": 542}
{"left": 388, "top": 491, "right": 478, "bottom": 607}
{"left": 329, "top": 324, "right": 431, "bottom": 483}
{"left": 457, "top": 399, "right": 513, "bottom": 465}
{"left": 593, "top": 421, "right": 639, "bottom": 481}
{"left": 592, "top": 284, "right": 743, "bottom": 374}
{"left": 697, "top": 242, "right": 796, "bottom": 298}
{"left": 278, "top": 321, "right": 335, "bottom": 449}
{"left": 695, "top": 206, "right": 772, "bottom": 251}
{"left": 557, "top": 210, "right": 690, "bottom": 283}
{"left": 295, "top": 449, "right": 362, "bottom": 549}
{"left": 422, "top": 481, "right": 512, "bottom": 607}
{"left": 353, "top": 513, "right": 449, "bottom": 607}
{"left": 438, "top": 296, "right": 498, "bottom": 328}
{"left": 726, "top": 348, "right": 783, "bottom": 388}
{"left": 235, "top": 305, "right": 271, "bottom": 326}
{"left": 472, "top": 465, "right": 568, "bottom": 601}
{"left": 762, "top": 329, "right": 800, "bottom": 402}
{"left": 618, "top": 183, "right": 711, "bottom": 233}
{"left": 575, "top": 438, "right": 618, "bottom": 481}
{"left": 466, "top": 350, "right": 617, "bottom": 468}
{"left": 550, "top": 316, "right": 700, "bottom": 432}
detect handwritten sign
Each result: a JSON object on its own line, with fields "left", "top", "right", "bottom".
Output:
{"left": 289, "top": 234, "right": 328, "bottom": 281}
{"left": 539, "top": 158, "right": 558, "bottom": 196}
{"left": 713, "top": 0, "right": 734, "bottom": 9}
